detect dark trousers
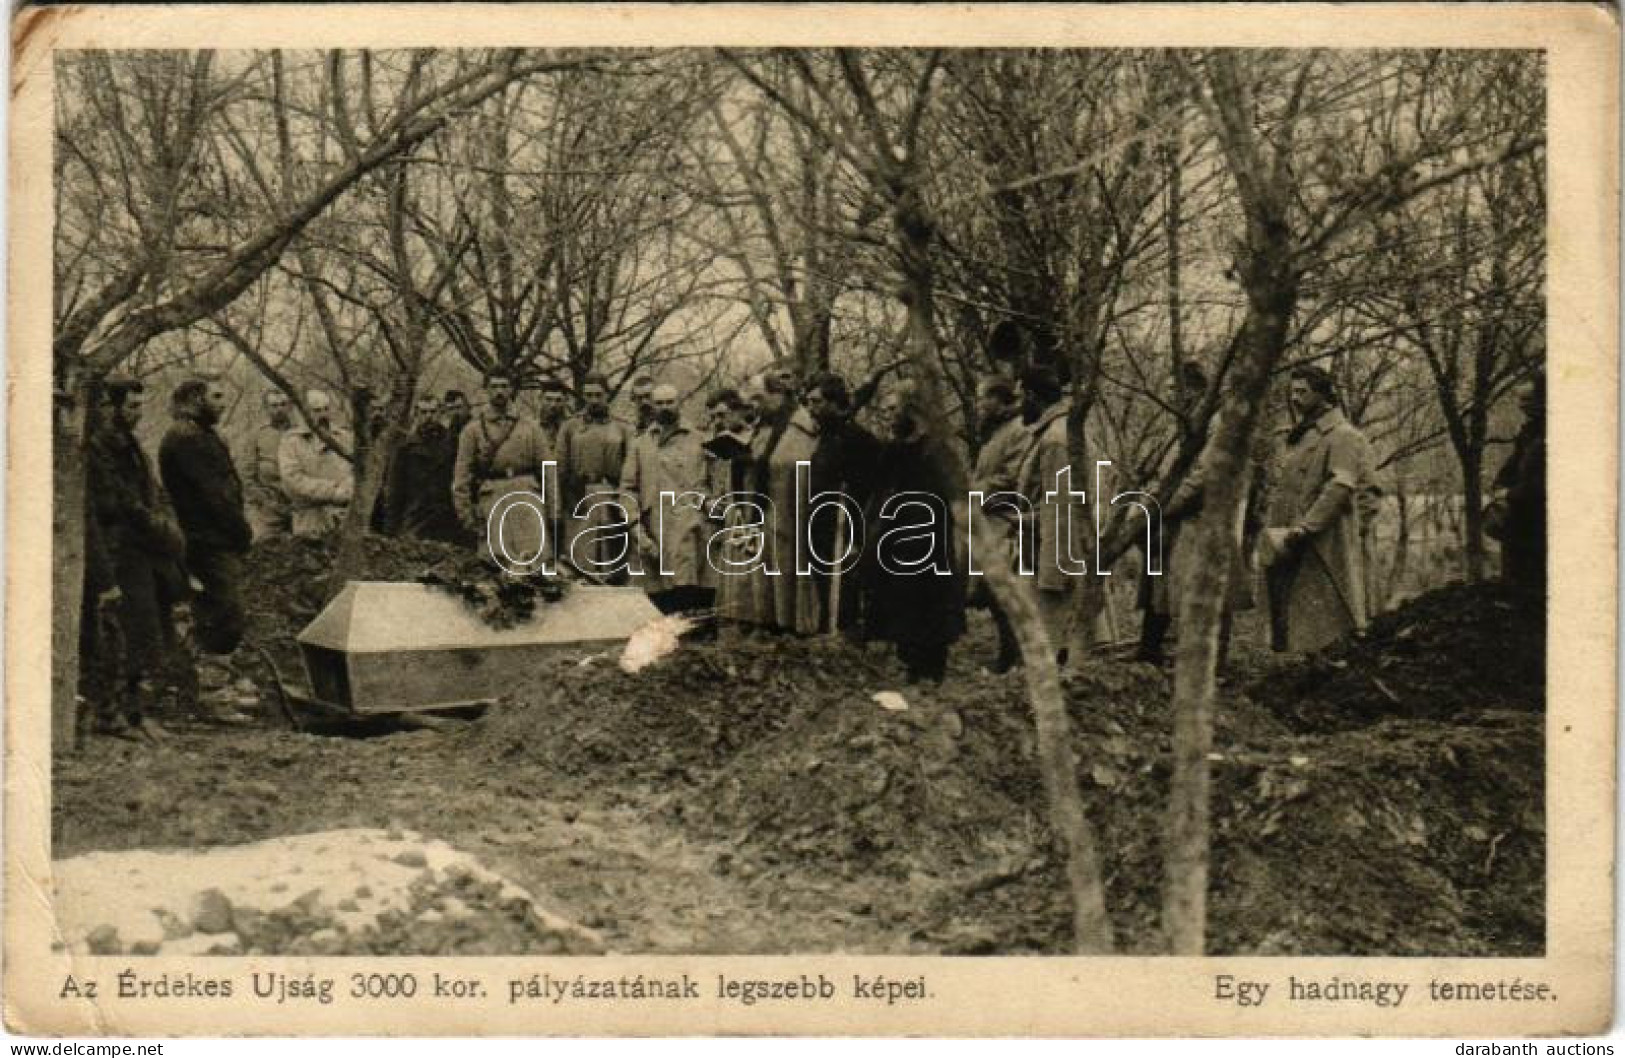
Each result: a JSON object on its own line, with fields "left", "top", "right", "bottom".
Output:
{"left": 188, "top": 548, "right": 246, "bottom": 655}
{"left": 649, "top": 585, "right": 715, "bottom": 616}
{"left": 897, "top": 640, "right": 950, "bottom": 684}
{"left": 112, "top": 551, "right": 175, "bottom": 677}
{"left": 988, "top": 594, "right": 1020, "bottom": 667}
{"left": 79, "top": 584, "right": 128, "bottom": 724}
{"left": 1140, "top": 607, "right": 1234, "bottom": 666}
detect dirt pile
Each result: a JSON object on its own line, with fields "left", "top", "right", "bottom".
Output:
{"left": 242, "top": 534, "right": 468, "bottom": 645}
{"left": 1249, "top": 580, "right": 1544, "bottom": 732}
{"left": 467, "top": 637, "right": 904, "bottom": 792}
{"left": 241, "top": 533, "right": 578, "bottom": 649}
{"left": 462, "top": 580, "right": 1542, "bottom": 956}
{"left": 687, "top": 664, "right": 1178, "bottom": 888}
{"left": 921, "top": 581, "right": 1545, "bottom": 956}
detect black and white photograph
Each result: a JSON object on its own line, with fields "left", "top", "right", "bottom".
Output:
{"left": 8, "top": 3, "right": 1616, "bottom": 1040}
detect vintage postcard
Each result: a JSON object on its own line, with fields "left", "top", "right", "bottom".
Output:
{"left": 6, "top": 2, "right": 1617, "bottom": 1038}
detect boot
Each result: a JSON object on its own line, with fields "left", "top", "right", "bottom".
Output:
{"left": 131, "top": 717, "right": 169, "bottom": 744}
{"left": 194, "top": 654, "right": 254, "bottom": 724}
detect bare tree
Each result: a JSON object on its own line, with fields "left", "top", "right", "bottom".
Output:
{"left": 727, "top": 46, "right": 1116, "bottom": 953}
{"left": 1161, "top": 48, "right": 1544, "bottom": 952}
{"left": 52, "top": 48, "right": 617, "bottom": 747}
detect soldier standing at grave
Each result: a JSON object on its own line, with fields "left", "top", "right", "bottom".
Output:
{"left": 385, "top": 392, "right": 466, "bottom": 544}
{"left": 278, "top": 389, "right": 354, "bottom": 537}
{"left": 244, "top": 389, "right": 292, "bottom": 539}
{"left": 860, "top": 382, "right": 967, "bottom": 683}
{"left": 740, "top": 369, "right": 822, "bottom": 634}
{"left": 87, "top": 375, "right": 188, "bottom": 741}
{"left": 159, "top": 376, "right": 255, "bottom": 719}
{"left": 620, "top": 383, "right": 714, "bottom": 614}
{"left": 556, "top": 372, "right": 633, "bottom": 578}
{"left": 1262, "top": 365, "right": 1380, "bottom": 653}
{"left": 970, "top": 375, "right": 1031, "bottom": 673}
{"left": 453, "top": 368, "right": 557, "bottom": 567}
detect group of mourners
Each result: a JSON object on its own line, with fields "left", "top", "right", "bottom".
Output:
{"left": 75, "top": 340, "right": 1546, "bottom": 744}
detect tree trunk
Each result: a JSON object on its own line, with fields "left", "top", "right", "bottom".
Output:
{"left": 332, "top": 389, "right": 403, "bottom": 586}
{"left": 1163, "top": 217, "right": 1297, "bottom": 952}
{"left": 891, "top": 176, "right": 1114, "bottom": 953}
{"left": 51, "top": 394, "right": 89, "bottom": 756}
{"left": 984, "top": 554, "right": 1114, "bottom": 951}
{"left": 1460, "top": 448, "right": 1485, "bottom": 582}
{"left": 1387, "top": 478, "right": 1411, "bottom": 606}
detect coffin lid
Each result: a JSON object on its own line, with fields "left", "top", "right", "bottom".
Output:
{"left": 297, "top": 581, "right": 659, "bottom": 653}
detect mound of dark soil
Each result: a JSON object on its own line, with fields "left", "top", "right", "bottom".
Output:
{"left": 466, "top": 637, "right": 903, "bottom": 792}
{"left": 464, "top": 579, "right": 1543, "bottom": 956}
{"left": 242, "top": 534, "right": 468, "bottom": 646}
{"left": 1248, "top": 581, "right": 1544, "bottom": 733}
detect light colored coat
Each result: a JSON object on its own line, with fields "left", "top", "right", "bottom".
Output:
{"left": 244, "top": 423, "right": 290, "bottom": 536}
{"left": 740, "top": 407, "right": 822, "bottom": 633}
{"left": 1018, "top": 401, "right": 1099, "bottom": 593}
{"left": 620, "top": 423, "right": 712, "bottom": 593}
{"left": 1264, "top": 407, "right": 1379, "bottom": 652}
{"left": 278, "top": 425, "right": 353, "bottom": 537}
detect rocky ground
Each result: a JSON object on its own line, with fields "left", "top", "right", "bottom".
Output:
{"left": 52, "top": 536, "right": 1545, "bottom": 956}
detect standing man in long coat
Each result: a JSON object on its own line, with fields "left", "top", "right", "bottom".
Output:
{"left": 620, "top": 384, "right": 714, "bottom": 613}
{"left": 740, "top": 369, "right": 822, "bottom": 634}
{"left": 384, "top": 392, "right": 465, "bottom": 544}
{"left": 970, "top": 375, "right": 1030, "bottom": 672}
{"left": 702, "top": 387, "right": 753, "bottom": 627}
{"left": 1016, "top": 366, "right": 1079, "bottom": 658}
{"left": 454, "top": 368, "right": 557, "bottom": 568}
{"left": 87, "top": 375, "right": 188, "bottom": 740}
{"left": 804, "top": 371, "right": 882, "bottom": 636}
{"left": 556, "top": 372, "right": 633, "bottom": 578}
{"left": 1135, "top": 360, "right": 1255, "bottom": 666}
{"left": 278, "top": 389, "right": 354, "bottom": 537}
{"left": 1486, "top": 371, "right": 1545, "bottom": 602}
{"left": 860, "top": 382, "right": 967, "bottom": 683}
{"left": 1262, "top": 365, "right": 1380, "bottom": 653}
{"left": 1016, "top": 365, "right": 1116, "bottom": 660}
{"left": 159, "top": 376, "right": 254, "bottom": 717}
{"left": 244, "top": 389, "right": 292, "bottom": 539}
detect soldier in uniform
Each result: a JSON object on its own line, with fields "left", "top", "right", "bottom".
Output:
{"left": 556, "top": 372, "right": 633, "bottom": 578}
{"left": 244, "top": 389, "right": 292, "bottom": 539}
{"left": 534, "top": 376, "right": 573, "bottom": 549}
{"left": 1486, "top": 370, "right": 1545, "bottom": 602}
{"left": 536, "top": 375, "right": 572, "bottom": 451}
{"left": 86, "top": 375, "right": 188, "bottom": 741}
{"left": 278, "top": 389, "right": 354, "bottom": 537}
{"left": 159, "top": 376, "right": 254, "bottom": 720}
{"left": 702, "top": 387, "right": 753, "bottom": 627}
{"left": 740, "top": 369, "right": 822, "bottom": 634}
{"left": 443, "top": 389, "right": 472, "bottom": 434}
{"left": 385, "top": 392, "right": 466, "bottom": 544}
{"left": 627, "top": 373, "right": 656, "bottom": 435}
{"left": 803, "top": 372, "right": 881, "bottom": 636}
{"left": 860, "top": 382, "right": 967, "bottom": 683}
{"left": 1262, "top": 365, "right": 1381, "bottom": 653}
{"left": 620, "top": 383, "right": 714, "bottom": 614}
{"left": 453, "top": 368, "right": 557, "bottom": 568}
{"left": 970, "top": 375, "right": 1031, "bottom": 672}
